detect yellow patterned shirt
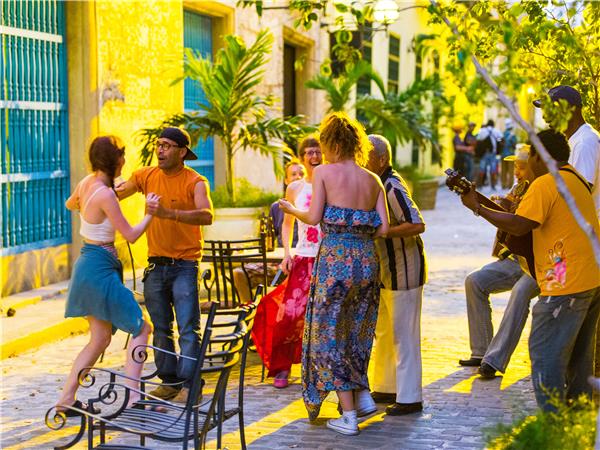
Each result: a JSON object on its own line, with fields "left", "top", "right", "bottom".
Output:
{"left": 516, "top": 165, "right": 600, "bottom": 296}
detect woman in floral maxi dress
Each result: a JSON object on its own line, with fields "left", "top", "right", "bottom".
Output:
{"left": 279, "top": 112, "right": 389, "bottom": 436}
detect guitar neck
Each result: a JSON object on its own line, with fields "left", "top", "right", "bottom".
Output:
{"left": 475, "top": 191, "right": 506, "bottom": 212}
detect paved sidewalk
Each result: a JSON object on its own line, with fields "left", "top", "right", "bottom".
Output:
{"left": 0, "top": 187, "right": 537, "bottom": 449}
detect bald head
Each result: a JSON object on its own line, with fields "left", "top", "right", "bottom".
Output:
{"left": 368, "top": 134, "right": 391, "bottom": 163}
{"left": 366, "top": 134, "right": 392, "bottom": 175}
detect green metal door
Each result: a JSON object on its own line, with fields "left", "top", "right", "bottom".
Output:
{"left": 183, "top": 10, "right": 214, "bottom": 188}
{"left": 1, "top": 0, "right": 71, "bottom": 254}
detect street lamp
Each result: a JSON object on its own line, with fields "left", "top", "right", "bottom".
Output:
{"left": 256, "top": 0, "right": 404, "bottom": 33}
{"left": 324, "top": 0, "right": 401, "bottom": 33}
{"left": 373, "top": 0, "right": 400, "bottom": 26}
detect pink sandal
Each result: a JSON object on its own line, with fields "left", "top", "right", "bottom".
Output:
{"left": 273, "top": 371, "right": 289, "bottom": 388}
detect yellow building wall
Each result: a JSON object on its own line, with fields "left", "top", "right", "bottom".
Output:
{"left": 368, "top": 2, "right": 487, "bottom": 176}
{"left": 63, "top": 1, "right": 325, "bottom": 272}
{"left": 1, "top": 245, "right": 70, "bottom": 297}
{"left": 92, "top": 0, "right": 186, "bottom": 266}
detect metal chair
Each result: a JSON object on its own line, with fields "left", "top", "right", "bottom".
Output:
{"left": 203, "top": 234, "right": 268, "bottom": 310}
{"left": 202, "top": 286, "right": 263, "bottom": 450}
{"left": 45, "top": 295, "right": 249, "bottom": 450}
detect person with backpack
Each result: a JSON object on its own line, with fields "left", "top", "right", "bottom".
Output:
{"left": 475, "top": 120, "right": 503, "bottom": 189}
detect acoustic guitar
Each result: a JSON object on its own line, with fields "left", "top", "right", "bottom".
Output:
{"left": 444, "top": 168, "right": 536, "bottom": 280}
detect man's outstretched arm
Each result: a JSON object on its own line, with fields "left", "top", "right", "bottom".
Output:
{"left": 114, "top": 179, "right": 138, "bottom": 200}
{"left": 461, "top": 189, "right": 539, "bottom": 236}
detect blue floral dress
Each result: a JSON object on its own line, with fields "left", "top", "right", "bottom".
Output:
{"left": 302, "top": 204, "right": 381, "bottom": 420}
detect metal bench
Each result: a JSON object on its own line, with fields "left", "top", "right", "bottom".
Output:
{"left": 45, "top": 274, "right": 251, "bottom": 450}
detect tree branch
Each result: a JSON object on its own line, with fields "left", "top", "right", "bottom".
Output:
{"left": 430, "top": 0, "right": 600, "bottom": 267}
{"left": 522, "top": 48, "right": 572, "bottom": 74}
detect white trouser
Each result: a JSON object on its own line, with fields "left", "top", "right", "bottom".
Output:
{"left": 371, "top": 286, "right": 423, "bottom": 403}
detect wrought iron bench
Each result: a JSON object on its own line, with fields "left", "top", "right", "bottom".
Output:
{"left": 45, "top": 288, "right": 250, "bottom": 449}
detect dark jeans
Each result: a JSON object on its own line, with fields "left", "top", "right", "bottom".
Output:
{"left": 529, "top": 286, "right": 600, "bottom": 411}
{"left": 144, "top": 260, "right": 200, "bottom": 386}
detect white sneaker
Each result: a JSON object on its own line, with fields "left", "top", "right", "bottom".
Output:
{"left": 355, "top": 389, "right": 377, "bottom": 417}
{"left": 326, "top": 413, "right": 359, "bottom": 436}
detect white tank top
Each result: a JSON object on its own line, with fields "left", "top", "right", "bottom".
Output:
{"left": 79, "top": 185, "right": 116, "bottom": 242}
{"left": 293, "top": 180, "right": 321, "bottom": 258}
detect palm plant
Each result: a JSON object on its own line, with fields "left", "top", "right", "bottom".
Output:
{"left": 356, "top": 76, "right": 447, "bottom": 160}
{"left": 138, "top": 30, "right": 314, "bottom": 204}
{"left": 305, "top": 59, "right": 385, "bottom": 112}
{"left": 306, "top": 60, "right": 445, "bottom": 162}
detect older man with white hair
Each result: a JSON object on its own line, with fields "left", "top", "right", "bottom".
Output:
{"left": 366, "top": 134, "right": 427, "bottom": 416}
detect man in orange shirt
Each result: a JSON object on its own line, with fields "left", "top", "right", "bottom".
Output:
{"left": 460, "top": 129, "right": 600, "bottom": 411}
{"left": 117, "top": 127, "right": 213, "bottom": 402}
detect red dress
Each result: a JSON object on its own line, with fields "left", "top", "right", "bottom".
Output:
{"left": 252, "top": 180, "right": 321, "bottom": 377}
{"left": 252, "top": 255, "right": 315, "bottom": 377}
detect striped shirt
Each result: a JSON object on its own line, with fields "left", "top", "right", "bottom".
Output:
{"left": 375, "top": 167, "right": 427, "bottom": 291}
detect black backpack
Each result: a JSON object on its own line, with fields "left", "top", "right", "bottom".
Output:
{"left": 475, "top": 135, "right": 493, "bottom": 158}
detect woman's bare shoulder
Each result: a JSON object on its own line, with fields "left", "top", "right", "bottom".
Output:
{"left": 84, "top": 182, "right": 115, "bottom": 205}
{"left": 359, "top": 166, "right": 382, "bottom": 185}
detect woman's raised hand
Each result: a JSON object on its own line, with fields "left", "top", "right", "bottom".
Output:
{"left": 278, "top": 198, "right": 294, "bottom": 214}
{"left": 145, "top": 193, "right": 161, "bottom": 215}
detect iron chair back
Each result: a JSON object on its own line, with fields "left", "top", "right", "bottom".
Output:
{"left": 203, "top": 233, "right": 268, "bottom": 309}
{"left": 206, "top": 285, "right": 263, "bottom": 450}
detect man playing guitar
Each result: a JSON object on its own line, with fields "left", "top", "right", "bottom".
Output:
{"left": 448, "top": 146, "right": 539, "bottom": 379}
{"left": 458, "top": 129, "right": 600, "bottom": 412}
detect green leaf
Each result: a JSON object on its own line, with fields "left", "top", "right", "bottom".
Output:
{"left": 334, "top": 2, "right": 348, "bottom": 13}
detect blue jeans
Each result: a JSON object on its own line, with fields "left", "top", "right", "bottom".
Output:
{"left": 529, "top": 286, "right": 600, "bottom": 411}
{"left": 466, "top": 258, "right": 539, "bottom": 371}
{"left": 143, "top": 260, "right": 200, "bottom": 386}
{"left": 479, "top": 151, "right": 498, "bottom": 174}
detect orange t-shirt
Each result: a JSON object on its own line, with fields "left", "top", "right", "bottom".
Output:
{"left": 130, "top": 166, "right": 207, "bottom": 260}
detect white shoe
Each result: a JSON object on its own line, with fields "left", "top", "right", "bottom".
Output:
{"left": 326, "top": 413, "right": 359, "bottom": 436}
{"left": 355, "top": 389, "right": 377, "bottom": 417}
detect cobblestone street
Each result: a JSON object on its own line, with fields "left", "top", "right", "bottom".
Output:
{"left": 0, "top": 188, "right": 538, "bottom": 449}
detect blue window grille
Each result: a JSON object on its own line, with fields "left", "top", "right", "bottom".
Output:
{"left": 183, "top": 11, "right": 214, "bottom": 189}
{"left": 1, "top": 0, "right": 71, "bottom": 255}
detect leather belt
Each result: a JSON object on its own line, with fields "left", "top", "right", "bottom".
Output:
{"left": 148, "top": 256, "right": 185, "bottom": 265}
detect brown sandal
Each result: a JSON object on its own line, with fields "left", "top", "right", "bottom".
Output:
{"left": 58, "top": 400, "right": 101, "bottom": 417}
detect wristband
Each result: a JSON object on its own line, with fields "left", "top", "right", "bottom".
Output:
{"left": 175, "top": 209, "right": 180, "bottom": 222}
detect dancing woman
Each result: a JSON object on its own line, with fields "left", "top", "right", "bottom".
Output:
{"left": 280, "top": 113, "right": 389, "bottom": 435}
{"left": 56, "top": 136, "right": 158, "bottom": 415}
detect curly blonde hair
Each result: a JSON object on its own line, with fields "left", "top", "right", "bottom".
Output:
{"left": 318, "top": 112, "right": 371, "bottom": 167}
